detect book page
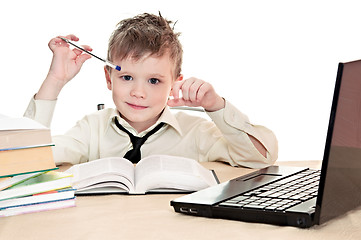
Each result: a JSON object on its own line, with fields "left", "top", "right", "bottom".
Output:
{"left": 0, "top": 117, "right": 47, "bottom": 131}
{"left": 76, "top": 181, "right": 130, "bottom": 194}
{"left": 73, "top": 174, "right": 132, "bottom": 192}
{"left": 134, "top": 155, "right": 218, "bottom": 193}
{"left": 65, "top": 157, "right": 135, "bottom": 192}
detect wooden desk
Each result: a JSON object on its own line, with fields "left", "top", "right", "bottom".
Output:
{"left": 1, "top": 161, "right": 360, "bottom": 240}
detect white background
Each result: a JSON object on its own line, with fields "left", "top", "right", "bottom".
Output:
{"left": 1, "top": 0, "right": 361, "bottom": 161}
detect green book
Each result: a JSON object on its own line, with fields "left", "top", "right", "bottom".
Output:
{"left": 0, "top": 172, "right": 46, "bottom": 191}
{"left": 0, "top": 171, "right": 73, "bottom": 201}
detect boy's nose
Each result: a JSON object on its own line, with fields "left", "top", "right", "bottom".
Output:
{"left": 130, "top": 82, "right": 146, "bottom": 98}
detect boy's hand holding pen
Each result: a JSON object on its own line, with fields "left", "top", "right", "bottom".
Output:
{"left": 48, "top": 34, "right": 120, "bottom": 82}
{"left": 60, "top": 37, "right": 121, "bottom": 71}
{"left": 36, "top": 35, "right": 95, "bottom": 100}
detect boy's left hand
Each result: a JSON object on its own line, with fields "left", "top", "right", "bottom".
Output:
{"left": 168, "top": 77, "right": 225, "bottom": 112}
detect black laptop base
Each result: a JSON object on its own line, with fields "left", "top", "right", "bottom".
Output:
{"left": 171, "top": 188, "right": 317, "bottom": 228}
{"left": 212, "top": 200, "right": 316, "bottom": 228}
{"left": 171, "top": 166, "right": 318, "bottom": 228}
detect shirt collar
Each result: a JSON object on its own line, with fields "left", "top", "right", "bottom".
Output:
{"left": 158, "top": 106, "right": 183, "bottom": 135}
{"left": 106, "top": 107, "right": 183, "bottom": 136}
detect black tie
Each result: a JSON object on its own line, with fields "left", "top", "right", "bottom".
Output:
{"left": 114, "top": 117, "right": 165, "bottom": 163}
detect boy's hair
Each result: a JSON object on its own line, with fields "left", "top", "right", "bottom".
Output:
{"left": 107, "top": 13, "right": 183, "bottom": 78}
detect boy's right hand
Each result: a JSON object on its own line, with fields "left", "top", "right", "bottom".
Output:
{"left": 35, "top": 34, "right": 92, "bottom": 100}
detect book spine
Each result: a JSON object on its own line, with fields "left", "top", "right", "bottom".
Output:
{"left": 0, "top": 199, "right": 76, "bottom": 217}
{"left": 0, "top": 188, "right": 75, "bottom": 210}
{"left": 0, "top": 143, "right": 55, "bottom": 152}
{"left": 0, "top": 177, "right": 72, "bottom": 201}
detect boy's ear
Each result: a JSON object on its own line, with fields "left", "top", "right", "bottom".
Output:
{"left": 104, "top": 66, "right": 112, "bottom": 90}
{"left": 169, "top": 74, "right": 183, "bottom": 97}
{"left": 176, "top": 74, "right": 183, "bottom": 81}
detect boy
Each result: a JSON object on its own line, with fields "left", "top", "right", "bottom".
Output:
{"left": 24, "top": 13, "right": 278, "bottom": 168}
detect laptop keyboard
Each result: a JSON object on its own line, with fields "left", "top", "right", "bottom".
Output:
{"left": 219, "top": 169, "right": 321, "bottom": 211}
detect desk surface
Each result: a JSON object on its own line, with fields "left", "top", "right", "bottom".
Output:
{"left": 1, "top": 160, "right": 360, "bottom": 240}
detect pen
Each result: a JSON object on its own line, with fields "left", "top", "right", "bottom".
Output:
{"left": 60, "top": 37, "right": 121, "bottom": 71}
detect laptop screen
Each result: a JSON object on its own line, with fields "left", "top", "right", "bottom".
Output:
{"left": 316, "top": 60, "right": 361, "bottom": 224}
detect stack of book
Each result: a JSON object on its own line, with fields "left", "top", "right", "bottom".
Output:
{"left": 0, "top": 116, "right": 57, "bottom": 177}
{"left": 0, "top": 116, "right": 75, "bottom": 217}
{"left": 0, "top": 171, "right": 75, "bottom": 217}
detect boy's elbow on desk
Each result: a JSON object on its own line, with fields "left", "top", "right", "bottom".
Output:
{"left": 231, "top": 153, "right": 278, "bottom": 169}
{"left": 232, "top": 135, "right": 278, "bottom": 169}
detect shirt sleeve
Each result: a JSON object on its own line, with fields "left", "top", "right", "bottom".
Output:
{"left": 23, "top": 96, "right": 89, "bottom": 165}
{"left": 23, "top": 96, "right": 57, "bottom": 128}
{"left": 205, "top": 100, "right": 278, "bottom": 168}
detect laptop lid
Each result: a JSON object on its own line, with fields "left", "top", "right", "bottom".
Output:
{"left": 315, "top": 60, "right": 361, "bottom": 224}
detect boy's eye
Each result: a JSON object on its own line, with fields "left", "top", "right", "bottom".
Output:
{"left": 122, "top": 75, "right": 133, "bottom": 81}
{"left": 148, "top": 78, "right": 159, "bottom": 84}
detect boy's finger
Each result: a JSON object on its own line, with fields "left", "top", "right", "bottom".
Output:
{"left": 56, "top": 34, "right": 78, "bottom": 43}
{"left": 189, "top": 80, "right": 204, "bottom": 102}
{"left": 180, "top": 78, "right": 195, "bottom": 101}
{"left": 73, "top": 48, "right": 83, "bottom": 56}
{"left": 80, "top": 45, "right": 93, "bottom": 51}
{"left": 76, "top": 54, "right": 92, "bottom": 65}
{"left": 73, "top": 45, "right": 93, "bottom": 55}
{"left": 48, "top": 38, "right": 70, "bottom": 52}
{"left": 196, "top": 82, "right": 211, "bottom": 102}
{"left": 171, "top": 80, "right": 184, "bottom": 99}
{"left": 64, "top": 34, "right": 79, "bottom": 42}
{"left": 72, "top": 45, "right": 93, "bottom": 55}
{"left": 167, "top": 98, "right": 186, "bottom": 107}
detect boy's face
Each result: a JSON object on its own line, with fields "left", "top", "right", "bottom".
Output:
{"left": 105, "top": 52, "right": 178, "bottom": 132}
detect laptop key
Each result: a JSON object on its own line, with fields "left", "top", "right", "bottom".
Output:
{"left": 231, "top": 196, "right": 250, "bottom": 202}
{"left": 219, "top": 202, "right": 243, "bottom": 208}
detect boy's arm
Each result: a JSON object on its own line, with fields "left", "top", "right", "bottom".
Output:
{"left": 36, "top": 34, "right": 91, "bottom": 100}
{"left": 24, "top": 34, "right": 92, "bottom": 164}
{"left": 205, "top": 100, "right": 278, "bottom": 167}
{"left": 23, "top": 96, "right": 90, "bottom": 166}
{"left": 168, "top": 77, "right": 273, "bottom": 162}
{"left": 24, "top": 97, "right": 57, "bottom": 128}
{"left": 26, "top": 34, "right": 91, "bottom": 125}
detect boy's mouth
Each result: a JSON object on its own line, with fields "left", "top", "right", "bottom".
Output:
{"left": 126, "top": 102, "right": 148, "bottom": 110}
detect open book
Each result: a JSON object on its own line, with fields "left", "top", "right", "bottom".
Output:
{"left": 65, "top": 155, "right": 219, "bottom": 194}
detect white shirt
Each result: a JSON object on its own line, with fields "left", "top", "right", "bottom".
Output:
{"left": 24, "top": 97, "right": 278, "bottom": 168}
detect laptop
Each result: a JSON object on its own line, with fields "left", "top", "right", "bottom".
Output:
{"left": 171, "top": 59, "right": 361, "bottom": 228}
